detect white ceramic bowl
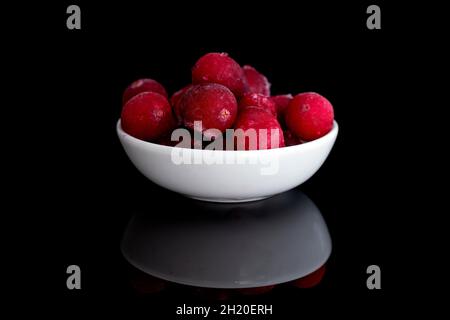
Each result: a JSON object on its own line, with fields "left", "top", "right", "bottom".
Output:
{"left": 117, "top": 120, "right": 338, "bottom": 202}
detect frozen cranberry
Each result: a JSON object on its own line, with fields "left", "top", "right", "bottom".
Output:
{"left": 121, "top": 92, "right": 175, "bottom": 141}
{"left": 155, "top": 134, "right": 179, "bottom": 147}
{"left": 180, "top": 83, "right": 237, "bottom": 136}
{"left": 192, "top": 52, "right": 246, "bottom": 96}
{"left": 285, "top": 92, "right": 334, "bottom": 141}
{"left": 238, "top": 285, "right": 275, "bottom": 295}
{"left": 291, "top": 265, "right": 326, "bottom": 288}
{"left": 284, "top": 130, "right": 303, "bottom": 146}
{"left": 238, "top": 92, "right": 277, "bottom": 117}
{"left": 243, "top": 65, "right": 271, "bottom": 96}
{"left": 170, "top": 85, "right": 192, "bottom": 109}
{"left": 158, "top": 128, "right": 225, "bottom": 149}
{"left": 271, "top": 94, "right": 293, "bottom": 117}
{"left": 122, "top": 78, "right": 168, "bottom": 104}
{"left": 170, "top": 84, "right": 193, "bottom": 123}
{"left": 234, "top": 107, "right": 285, "bottom": 150}
{"left": 158, "top": 134, "right": 202, "bottom": 149}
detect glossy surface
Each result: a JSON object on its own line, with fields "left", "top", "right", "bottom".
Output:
{"left": 121, "top": 189, "right": 331, "bottom": 288}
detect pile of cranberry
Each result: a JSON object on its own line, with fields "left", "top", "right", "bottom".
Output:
{"left": 121, "top": 52, "right": 334, "bottom": 150}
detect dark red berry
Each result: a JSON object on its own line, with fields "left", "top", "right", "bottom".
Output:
{"left": 155, "top": 134, "right": 179, "bottom": 147}
{"left": 180, "top": 83, "right": 238, "bottom": 136}
{"left": 121, "top": 92, "right": 175, "bottom": 141}
{"left": 122, "top": 78, "right": 168, "bottom": 104}
{"left": 192, "top": 52, "right": 246, "bottom": 96}
{"left": 285, "top": 92, "right": 334, "bottom": 141}
{"left": 271, "top": 94, "right": 293, "bottom": 117}
{"left": 170, "top": 84, "right": 193, "bottom": 123}
{"left": 234, "top": 107, "right": 285, "bottom": 150}
{"left": 239, "top": 92, "right": 277, "bottom": 117}
{"left": 243, "top": 65, "right": 271, "bottom": 96}
{"left": 284, "top": 130, "right": 303, "bottom": 146}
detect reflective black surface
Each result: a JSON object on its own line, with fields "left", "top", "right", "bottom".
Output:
{"left": 14, "top": 0, "right": 411, "bottom": 316}
{"left": 122, "top": 190, "right": 331, "bottom": 288}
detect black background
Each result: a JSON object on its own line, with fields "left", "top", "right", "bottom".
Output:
{"left": 8, "top": 0, "right": 420, "bottom": 317}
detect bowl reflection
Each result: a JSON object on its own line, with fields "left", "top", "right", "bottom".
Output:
{"left": 121, "top": 188, "right": 331, "bottom": 289}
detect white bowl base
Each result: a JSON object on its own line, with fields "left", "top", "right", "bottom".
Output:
{"left": 187, "top": 195, "right": 272, "bottom": 203}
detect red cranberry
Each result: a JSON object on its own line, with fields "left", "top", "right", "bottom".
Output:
{"left": 291, "top": 265, "right": 326, "bottom": 288}
{"left": 271, "top": 94, "right": 293, "bottom": 117}
{"left": 192, "top": 52, "right": 246, "bottom": 96}
{"left": 170, "top": 84, "right": 193, "bottom": 123}
{"left": 121, "top": 92, "right": 175, "bottom": 141}
{"left": 284, "top": 130, "right": 303, "bottom": 146}
{"left": 159, "top": 134, "right": 203, "bottom": 149}
{"left": 155, "top": 134, "right": 179, "bottom": 147}
{"left": 285, "top": 92, "right": 334, "bottom": 141}
{"left": 234, "top": 107, "right": 285, "bottom": 150}
{"left": 239, "top": 92, "right": 277, "bottom": 117}
{"left": 180, "top": 83, "right": 238, "bottom": 136}
{"left": 243, "top": 65, "right": 271, "bottom": 96}
{"left": 122, "top": 78, "right": 168, "bottom": 104}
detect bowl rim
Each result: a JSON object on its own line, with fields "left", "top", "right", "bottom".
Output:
{"left": 116, "top": 119, "right": 338, "bottom": 154}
